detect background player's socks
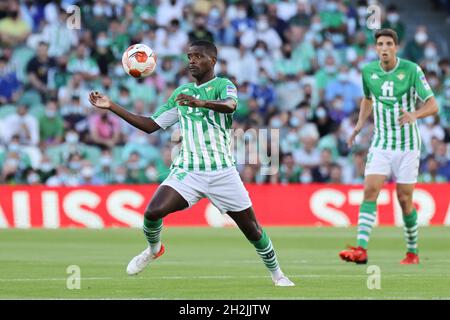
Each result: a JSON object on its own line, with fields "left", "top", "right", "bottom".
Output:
{"left": 356, "top": 201, "right": 377, "bottom": 249}
{"left": 250, "top": 229, "right": 283, "bottom": 280}
{"left": 403, "top": 208, "right": 418, "bottom": 254}
{"left": 143, "top": 217, "right": 162, "bottom": 255}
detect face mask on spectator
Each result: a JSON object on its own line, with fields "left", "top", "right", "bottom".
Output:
{"left": 289, "top": 117, "right": 300, "bottom": 127}
{"left": 9, "top": 143, "right": 20, "bottom": 152}
{"left": 127, "top": 162, "right": 141, "bottom": 170}
{"left": 256, "top": 20, "right": 269, "bottom": 31}
{"left": 333, "top": 100, "right": 344, "bottom": 110}
{"left": 337, "top": 73, "right": 348, "bottom": 82}
{"left": 424, "top": 46, "right": 437, "bottom": 59}
{"left": 210, "top": 8, "right": 220, "bottom": 19}
{"left": 316, "top": 107, "right": 327, "bottom": 119}
{"left": 445, "top": 88, "right": 450, "bottom": 98}
{"left": 254, "top": 48, "right": 265, "bottom": 59}
{"left": 116, "top": 174, "right": 126, "bottom": 183}
{"left": 357, "top": 6, "right": 366, "bottom": 17}
{"left": 96, "top": 37, "right": 109, "bottom": 48}
{"left": 311, "top": 23, "right": 322, "bottom": 32}
{"left": 325, "top": 65, "right": 336, "bottom": 74}
{"left": 5, "top": 158, "right": 19, "bottom": 168}
{"left": 81, "top": 166, "right": 94, "bottom": 178}
{"left": 69, "top": 161, "right": 82, "bottom": 171}
{"left": 415, "top": 32, "right": 428, "bottom": 44}
{"left": 323, "top": 42, "right": 333, "bottom": 51}
{"left": 146, "top": 168, "right": 158, "bottom": 181}
{"left": 300, "top": 171, "right": 312, "bottom": 183}
{"left": 270, "top": 118, "right": 282, "bottom": 128}
{"left": 93, "top": 5, "right": 104, "bottom": 17}
{"left": 100, "top": 156, "right": 112, "bottom": 167}
{"left": 66, "top": 133, "right": 79, "bottom": 144}
{"left": 114, "top": 64, "right": 126, "bottom": 77}
{"left": 236, "top": 10, "right": 246, "bottom": 19}
{"left": 27, "top": 173, "right": 40, "bottom": 184}
{"left": 387, "top": 13, "right": 399, "bottom": 24}
{"left": 45, "top": 109, "right": 57, "bottom": 118}
{"left": 326, "top": 2, "right": 338, "bottom": 11}
{"left": 40, "top": 162, "right": 54, "bottom": 173}
{"left": 424, "top": 116, "right": 434, "bottom": 125}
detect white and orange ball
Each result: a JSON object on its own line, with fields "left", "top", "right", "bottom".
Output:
{"left": 121, "top": 44, "right": 157, "bottom": 78}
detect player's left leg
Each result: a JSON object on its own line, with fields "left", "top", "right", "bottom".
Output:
{"left": 227, "top": 207, "right": 295, "bottom": 287}
{"left": 396, "top": 183, "right": 420, "bottom": 264}
{"left": 394, "top": 149, "right": 421, "bottom": 264}
{"left": 207, "top": 167, "right": 294, "bottom": 286}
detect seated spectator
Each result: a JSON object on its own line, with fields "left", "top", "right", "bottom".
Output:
{"left": 312, "top": 148, "right": 333, "bottom": 182}
{"left": 67, "top": 42, "right": 100, "bottom": 81}
{"left": 88, "top": 109, "right": 121, "bottom": 150}
{"left": 0, "top": 0, "right": 31, "bottom": 47}
{"left": 25, "top": 41, "right": 56, "bottom": 100}
{"left": 38, "top": 98, "right": 64, "bottom": 148}
{"left": 278, "top": 153, "right": 301, "bottom": 183}
{"left": 418, "top": 155, "right": 447, "bottom": 183}
{"left": 0, "top": 56, "right": 22, "bottom": 104}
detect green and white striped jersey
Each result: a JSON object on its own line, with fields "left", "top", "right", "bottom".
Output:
{"left": 362, "top": 58, "right": 434, "bottom": 151}
{"left": 151, "top": 77, "right": 237, "bottom": 171}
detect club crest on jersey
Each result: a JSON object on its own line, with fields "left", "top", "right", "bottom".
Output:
{"left": 371, "top": 73, "right": 379, "bottom": 80}
{"left": 206, "top": 86, "right": 213, "bottom": 92}
{"left": 397, "top": 72, "right": 405, "bottom": 80}
{"left": 226, "top": 85, "right": 237, "bottom": 98}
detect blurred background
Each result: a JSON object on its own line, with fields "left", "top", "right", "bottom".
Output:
{"left": 1, "top": 0, "right": 450, "bottom": 187}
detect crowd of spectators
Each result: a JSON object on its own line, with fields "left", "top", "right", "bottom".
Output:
{"left": 1, "top": 0, "right": 450, "bottom": 186}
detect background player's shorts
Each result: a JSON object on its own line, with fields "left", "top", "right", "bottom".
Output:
{"left": 365, "top": 147, "right": 420, "bottom": 184}
{"left": 161, "top": 166, "right": 252, "bottom": 213}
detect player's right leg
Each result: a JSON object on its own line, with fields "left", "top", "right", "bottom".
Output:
{"left": 339, "top": 174, "right": 386, "bottom": 264}
{"left": 126, "top": 185, "right": 188, "bottom": 275}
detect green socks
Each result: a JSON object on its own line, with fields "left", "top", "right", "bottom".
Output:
{"left": 403, "top": 208, "right": 418, "bottom": 254}
{"left": 250, "top": 229, "right": 281, "bottom": 273}
{"left": 143, "top": 217, "right": 163, "bottom": 255}
{"left": 357, "top": 201, "right": 377, "bottom": 249}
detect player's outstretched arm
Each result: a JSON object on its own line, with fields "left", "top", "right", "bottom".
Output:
{"left": 175, "top": 94, "right": 236, "bottom": 113}
{"left": 348, "top": 97, "right": 373, "bottom": 148}
{"left": 89, "top": 91, "right": 161, "bottom": 134}
{"left": 399, "top": 96, "right": 439, "bottom": 125}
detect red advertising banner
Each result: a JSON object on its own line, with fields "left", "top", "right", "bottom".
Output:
{"left": 0, "top": 184, "right": 449, "bottom": 228}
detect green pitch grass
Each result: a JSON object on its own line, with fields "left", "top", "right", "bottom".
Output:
{"left": 0, "top": 227, "right": 449, "bottom": 299}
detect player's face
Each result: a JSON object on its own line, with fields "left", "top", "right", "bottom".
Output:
{"left": 375, "top": 36, "right": 397, "bottom": 63}
{"left": 187, "top": 46, "right": 216, "bottom": 78}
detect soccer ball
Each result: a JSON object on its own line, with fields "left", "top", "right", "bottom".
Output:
{"left": 122, "top": 44, "right": 157, "bottom": 78}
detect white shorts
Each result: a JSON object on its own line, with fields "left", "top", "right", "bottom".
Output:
{"left": 161, "top": 166, "right": 253, "bottom": 213}
{"left": 365, "top": 147, "right": 420, "bottom": 184}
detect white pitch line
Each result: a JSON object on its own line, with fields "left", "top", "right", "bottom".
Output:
{"left": 0, "top": 273, "right": 449, "bottom": 282}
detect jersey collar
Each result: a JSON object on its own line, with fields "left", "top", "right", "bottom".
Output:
{"left": 379, "top": 57, "right": 400, "bottom": 74}
{"left": 194, "top": 77, "right": 218, "bottom": 88}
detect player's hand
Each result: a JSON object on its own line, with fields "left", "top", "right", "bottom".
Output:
{"left": 398, "top": 110, "right": 417, "bottom": 126}
{"left": 89, "top": 91, "right": 111, "bottom": 109}
{"left": 175, "top": 94, "right": 206, "bottom": 108}
{"left": 347, "top": 127, "right": 361, "bottom": 149}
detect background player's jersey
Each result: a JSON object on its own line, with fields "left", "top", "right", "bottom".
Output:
{"left": 151, "top": 77, "right": 237, "bottom": 171}
{"left": 362, "top": 58, "right": 434, "bottom": 151}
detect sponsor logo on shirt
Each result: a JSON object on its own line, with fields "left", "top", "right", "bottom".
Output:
{"left": 371, "top": 73, "right": 379, "bottom": 79}
{"left": 397, "top": 72, "right": 405, "bottom": 80}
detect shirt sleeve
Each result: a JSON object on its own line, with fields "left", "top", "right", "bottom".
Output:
{"left": 414, "top": 65, "right": 434, "bottom": 102}
{"left": 219, "top": 79, "right": 238, "bottom": 102}
{"left": 150, "top": 92, "right": 179, "bottom": 130}
{"left": 362, "top": 71, "right": 371, "bottom": 98}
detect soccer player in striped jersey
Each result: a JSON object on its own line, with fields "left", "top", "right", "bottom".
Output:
{"left": 339, "top": 29, "right": 439, "bottom": 265}
{"left": 89, "top": 40, "right": 294, "bottom": 286}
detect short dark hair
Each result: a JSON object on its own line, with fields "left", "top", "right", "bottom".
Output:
{"left": 374, "top": 28, "right": 398, "bottom": 45}
{"left": 189, "top": 40, "right": 217, "bottom": 58}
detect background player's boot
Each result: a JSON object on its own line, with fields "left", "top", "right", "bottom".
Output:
{"left": 273, "top": 274, "right": 295, "bottom": 287}
{"left": 126, "top": 244, "right": 165, "bottom": 275}
{"left": 400, "top": 252, "right": 419, "bottom": 264}
{"left": 339, "top": 246, "right": 368, "bottom": 264}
